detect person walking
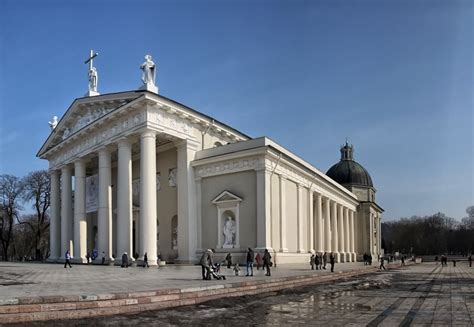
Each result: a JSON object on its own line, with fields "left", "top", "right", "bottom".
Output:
{"left": 255, "top": 252, "right": 263, "bottom": 270}
{"left": 400, "top": 256, "right": 405, "bottom": 267}
{"left": 85, "top": 252, "right": 91, "bottom": 264}
{"left": 225, "top": 252, "right": 232, "bottom": 269}
{"left": 315, "top": 253, "right": 320, "bottom": 270}
{"left": 310, "top": 253, "right": 315, "bottom": 270}
{"left": 379, "top": 256, "right": 386, "bottom": 270}
{"left": 143, "top": 252, "right": 149, "bottom": 268}
{"left": 64, "top": 250, "right": 72, "bottom": 268}
{"left": 246, "top": 248, "right": 255, "bottom": 276}
{"left": 323, "top": 252, "right": 327, "bottom": 270}
{"left": 468, "top": 255, "right": 472, "bottom": 268}
{"left": 199, "top": 249, "right": 215, "bottom": 280}
{"left": 329, "top": 252, "right": 335, "bottom": 272}
{"left": 263, "top": 249, "right": 272, "bottom": 276}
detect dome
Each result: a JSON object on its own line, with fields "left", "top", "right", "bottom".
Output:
{"left": 326, "top": 143, "right": 373, "bottom": 187}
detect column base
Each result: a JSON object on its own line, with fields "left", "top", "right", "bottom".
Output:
{"left": 46, "top": 257, "right": 59, "bottom": 263}
{"left": 340, "top": 252, "right": 347, "bottom": 262}
{"left": 296, "top": 248, "right": 306, "bottom": 253}
{"left": 136, "top": 257, "right": 158, "bottom": 267}
{"left": 93, "top": 258, "right": 115, "bottom": 265}
{"left": 71, "top": 257, "right": 88, "bottom": 264}
{"left": 351, "top": 252, "right": 357, "bottom": 262}
{"left": 255, "top": 247, "right": 274, "bottom": 252}
{"left": 279, "top": 248, "right": 289, "bottom": 253}
{"left": 114, "top": 258, "right": 136, "bottom": 266}
{"left": 334, "top": 252, "right": 340, "bottom": 263}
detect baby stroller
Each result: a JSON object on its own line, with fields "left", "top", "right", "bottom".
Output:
{"left": 209, "top": 263, "right": 226, "bottom": 280}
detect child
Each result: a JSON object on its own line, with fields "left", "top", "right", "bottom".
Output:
{"left": 233, "top": 263, "right": 240, "bottom": 276}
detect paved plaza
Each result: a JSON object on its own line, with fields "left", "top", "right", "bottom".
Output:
{"left": 0, "top": 261, "right": 473, "bottom": 325}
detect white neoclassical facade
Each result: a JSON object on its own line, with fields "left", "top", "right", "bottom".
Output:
{"left": 38, "top": 63, "right": 382, "bottom": 265}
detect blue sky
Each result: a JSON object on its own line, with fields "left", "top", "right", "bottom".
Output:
{"left": 0, "top": 0, "right": 472, "bottom": 220}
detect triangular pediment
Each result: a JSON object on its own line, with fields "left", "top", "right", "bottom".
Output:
{"left": 37, "top": 91, "right": 144, "bottom": 157}
{"left": 211, "top": 190, "right": 243, "bottom": 204}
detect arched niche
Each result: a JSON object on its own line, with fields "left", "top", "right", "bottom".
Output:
{"left": 211, "top": 190, "right": 243, "bottom": 249}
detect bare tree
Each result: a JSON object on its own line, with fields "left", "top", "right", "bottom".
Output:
{"left": 0, "top": 174, "right": 24, "bottom": 260}
{"left": 21, "top": 170, "right": 50, "bottom": 260}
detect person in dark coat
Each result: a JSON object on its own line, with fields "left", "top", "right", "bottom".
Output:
{"left": 379, "top": 256, "right": 386, "bottom": 270}
{"left": 315, "top": 254, "right": 320, "bottom": 270}
{"left": 263, "top": 249, "right": 272, "bottom": 276}
{"left": 121, "top": 252, "right": 129, "bottom": 268}
{"left": 225, "top": 252, "right": 232, "bottom": 269}
{"left": 246, "top": 248, "right": 255, "bottom": 276}
{"left": 329, "top": 252, "right": 335, "bottom": 272}
{"left": 310, "top": 253, "right": 315, "bottom": 270}
{"left": 468, "top": 255, "right": 472, "bottom": 267}
{"left": 199, "top": 249, "right": 215, "bottom": 280}
{"left": 64, "top": 250, "right": 72, "bottom": 268}
{"left": 323, "top": 252, "right": 327, "bottom": 270}
{"left": 143, "top": 252, "right": 149, "bottom": 268}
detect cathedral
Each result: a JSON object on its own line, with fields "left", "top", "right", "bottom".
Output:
{"left": 38, "top": 54, "right": 383, "bottom": 265}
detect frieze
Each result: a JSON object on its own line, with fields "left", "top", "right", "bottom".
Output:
{"left": 50, "top": 111, "right": 145, "bottom": 168}
{"left": 195, "top": 157, "right": 265, "bottom": 178}
{"left": 149, "top": 107, "right": 193, "bottom": 136}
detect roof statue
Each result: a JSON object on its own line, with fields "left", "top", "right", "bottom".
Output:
{"left": 140, "top": 54, "right": 158, "bottom": 94}
{"left": 48, "top": 116, "right": 58, "bottom": 130}
{"left": 84, "top": 50, "right": 99, "bottom": 97}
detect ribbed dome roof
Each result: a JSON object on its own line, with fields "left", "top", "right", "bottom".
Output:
{"left": 326, "top": 143, "right": 373, "bottom": 187}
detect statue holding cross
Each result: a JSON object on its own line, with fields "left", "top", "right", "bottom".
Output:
{"left": 84, "top": 50, "right": 99, "bottom": 96}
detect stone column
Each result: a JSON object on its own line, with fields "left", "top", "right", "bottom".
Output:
{"left": 315, "top": 194, "right": 323, "bottom": 252}
{"left": 378, "top": 215, "right": 382, "bottom": 257}
{"left": 97, "top": 148, "right": 113, "bottom": 264}
{"left": 324, "top": 197, "right": 331, "bottom": 252}
{"left": 256, "top": 168, "right": 272, "bottom": 250}
{"left": 48, "top": 170, "right": 61, "bottom": 261}
{"left": 177, "top": 139, "right": 198, "bottom": 262}
{"left": 338, "top": 204, "right": 345, "bottom": 262}
{"left": 344, "top": 207, "right": 350, "bottom": 262}
{"left": 139, "top": 130, "right": 157, "bottom": 265}
{"left": 195, "top": 177, "right": 203, "bottom": 252}
{"left": 297, "top": 184, "right": 304, "bottom": 253}
{"left": 350, "top": 210, "right": 356, "bottom": 261}
{"left": 60, "top": 166, "right": 73, "bottom": 258}
{"left": 117, "top": 138, "right": 133, "bottom": 263}
{"left": 73, "top": 160, "right": 87, "bottom": 262}
{"left": 369, "top": 213, "right": 375, "bottom": 258}
{"left": 308, "top": 189, "right": 314, "bottom": 253}
{"left": 331, "top": 201, "right": 339, "bottom": 262}
{"left": 279, "top": 175, "right": 287, "bottom": 252}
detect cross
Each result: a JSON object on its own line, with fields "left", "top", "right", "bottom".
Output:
{"left": 84, "top": 50, "right": 99, "bottom": 70}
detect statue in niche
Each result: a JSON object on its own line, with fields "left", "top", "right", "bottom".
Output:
{"left": 140, "top": 54, "right": 156, "bottom": 86}
{"left": 223, "top": 216, "right": 236, "bottom": 247}
{"left": 168, "top": 168, "right": 177, "bottom": 187}
{"left": 156, "top": 172, "right": 161, "bottom": 191}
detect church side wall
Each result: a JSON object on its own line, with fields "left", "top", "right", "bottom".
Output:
{"left": 200, "top": 171, "right": 257, "bottom": 252}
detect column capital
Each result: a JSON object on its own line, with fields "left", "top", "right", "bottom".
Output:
{"left": 139, "top": 128, "right": 157, "bottom": 139}
{"left": 117, "top": 136, "right": 132, "bottom": 147}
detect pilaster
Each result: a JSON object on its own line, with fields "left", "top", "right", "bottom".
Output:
{"left": 331, "top": 200, "right": 339, "bottom": 262}
{"left": 315, "top": 194, "right": 323, "bottom": 252}
{"left": 296, "top": 184, "right": 304, "bottom": 253}
{"left": 279, "top": 175, "right": 288, "bottom": 252}
{"left": 256, "top": 168, "right": 272, "bottom": 250}
{"left": 176, "top": 139, "right": 199, "bottom": 262}
{"left": 338, "top": 204, "right": 345, "bottom": 262}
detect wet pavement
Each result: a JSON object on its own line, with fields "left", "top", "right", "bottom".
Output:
{"left": 14, "top": 262, "right": 474, "bottom": 326}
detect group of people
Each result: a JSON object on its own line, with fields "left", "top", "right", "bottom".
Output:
{"left": 199, "top": 247, "right": 273, "bottom": 280}
{"left": 362, "top": 253, "right": 373, "bottom": 265}
{"left": 309, "top": 252, "right": 336, "bottom": 272}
